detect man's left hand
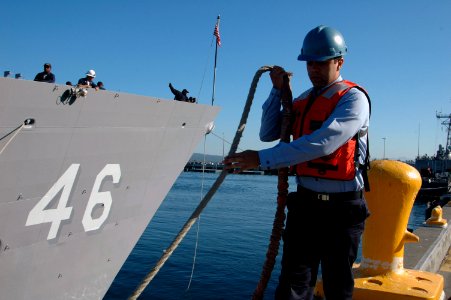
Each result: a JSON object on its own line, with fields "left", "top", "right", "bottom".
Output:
{"left": 224, "top": 150, "right": 260, "bottom": 173}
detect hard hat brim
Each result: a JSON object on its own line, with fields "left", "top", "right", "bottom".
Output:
{"left": 298, "top": 53, "right": 344, "bottom": 62}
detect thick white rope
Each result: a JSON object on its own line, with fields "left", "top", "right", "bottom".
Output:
{"left": 128, "top": 66, "right": 273, "bottom": 300}
{"left": 0, "top": 124, "right": 24, "bottom": 156}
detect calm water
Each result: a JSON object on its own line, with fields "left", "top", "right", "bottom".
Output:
{"left": 105, "top": 172, "right": 427, "bottom": 300}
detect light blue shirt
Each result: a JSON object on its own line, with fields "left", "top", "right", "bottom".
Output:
{"left": 258, "top": 76, "right": 370, "bottom": 193}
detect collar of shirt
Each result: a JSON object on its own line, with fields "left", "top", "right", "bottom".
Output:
{"left": 316, "top": 76, "right": 343, "bottom": 95}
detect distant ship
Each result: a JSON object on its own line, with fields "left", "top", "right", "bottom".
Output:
{"left": 414, "top": 113, "right": 451, "bottom": 201}
{"left": 0, "top": 77, "right": 219, "bottom": 299}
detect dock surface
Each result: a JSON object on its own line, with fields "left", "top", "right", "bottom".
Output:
{"left": 404, "top": 205, "right": 451, "bottom": 297}
{"left": 439, "top": 247, "right": 451, "bottom": 297}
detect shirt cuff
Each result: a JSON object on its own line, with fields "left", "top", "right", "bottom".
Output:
{"left": 258, "top": 148, "right": 276, "bottom": 170}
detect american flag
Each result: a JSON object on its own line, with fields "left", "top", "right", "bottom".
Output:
{"left": 213, "top": 23, "right": 221, "bottom": 46}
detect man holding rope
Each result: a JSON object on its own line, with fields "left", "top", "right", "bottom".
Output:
{"left": 224, "top": 25, "right": 371, "bottom": 300}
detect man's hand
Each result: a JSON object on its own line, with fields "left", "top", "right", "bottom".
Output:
{"left": 270, "top": 66, "right": 291, "bottom": 90}
{"left": 223, "top": 150, "right": 260, "bottom": 173}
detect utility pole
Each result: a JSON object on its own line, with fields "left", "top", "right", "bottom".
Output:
{"left": 417, "top": 122, "right": 420, "bottom": 159}
{"left": 382, "top": 137, "right": 386, "bottom": 159}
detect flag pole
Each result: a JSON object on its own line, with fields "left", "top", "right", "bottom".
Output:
{"left": 211, "top": 15, "right": 220, "bottom": 106}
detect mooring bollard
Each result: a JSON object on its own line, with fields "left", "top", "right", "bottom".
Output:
{"left": 425, "top": 206, "right": 448, "bottom": 228}
{"left": 315, "top": 160, "right": 444, "bottom": 300}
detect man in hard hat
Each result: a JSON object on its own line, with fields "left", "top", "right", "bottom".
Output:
{"left": 34, "top": 63, "right": 55, "bottom": 83}
{"left": 224, "top": 25, "right": 370, "bottom": 300}
{"left": 169, "top": 82, "right": 189, "bottom": 102}
{"left": 77, "top": 70, "right": 98, "bottom": 89}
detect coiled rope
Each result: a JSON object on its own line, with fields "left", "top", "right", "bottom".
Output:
{"left": 128, "top": 65, "right": 282, "bottom": 299}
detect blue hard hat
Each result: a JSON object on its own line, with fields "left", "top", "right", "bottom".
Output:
{"left": 298, "top": 25, "right": 347, "bottom": 61}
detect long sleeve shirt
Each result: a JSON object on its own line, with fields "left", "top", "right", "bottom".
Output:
{"left": 77, "top": 78, "right": 97, "bottom": 88}
{"left": 169, "top": 84, "right": 188, "bottom": 101}
{"left": 34, "top": 71, "right": 55, "bottom": 83}
{"left": 258, "top": 76, "right": 370, "bottom": 193}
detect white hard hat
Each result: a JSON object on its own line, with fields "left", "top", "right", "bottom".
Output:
{"left": 86, "top": 69, "right": 96, "bottom": 78}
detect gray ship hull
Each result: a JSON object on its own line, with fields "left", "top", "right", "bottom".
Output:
{"left": 0, "top": 78, "right": 219, "bottom": 299}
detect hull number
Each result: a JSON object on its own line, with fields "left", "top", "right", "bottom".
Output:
{"left": 25, "top": 164, "right": 121, "bottom": 240}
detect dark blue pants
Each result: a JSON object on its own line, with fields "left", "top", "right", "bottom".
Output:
{"left": 275, "top": 191, "right": 368, "bottom": 300}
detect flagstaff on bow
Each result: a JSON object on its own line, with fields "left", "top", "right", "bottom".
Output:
{"left": 212, "top": 15, "right": 221, "bottom": 106}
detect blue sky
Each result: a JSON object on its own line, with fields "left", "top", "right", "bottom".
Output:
{"left": 2, "top": 1, "right": 450, "bottom": 160}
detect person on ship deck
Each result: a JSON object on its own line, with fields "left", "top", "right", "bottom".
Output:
{"left": 34, "top": 63, "right": 55, "bottom": 83}
{"left": 77, "top": 69, "right": 98, "bottom": 90}
{"left": 169, "top": 82, "right": 190, "bottom": 102}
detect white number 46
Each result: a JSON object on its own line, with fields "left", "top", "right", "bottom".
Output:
{"left": 25, "top": 164, "right": 121, "bottom": 240}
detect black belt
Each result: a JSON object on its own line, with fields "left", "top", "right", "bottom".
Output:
{"left": 297, "top": 185, "right": 363, "bottom": 202}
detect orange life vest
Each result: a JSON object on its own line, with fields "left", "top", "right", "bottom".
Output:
{"left": 291, "top": 80, "right": 368, "bottom": 180}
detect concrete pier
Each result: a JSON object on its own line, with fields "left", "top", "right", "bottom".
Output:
{"left": 404, "top": 205, "right": 451, "bottom": 297}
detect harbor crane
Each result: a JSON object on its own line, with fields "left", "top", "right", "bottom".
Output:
{"left": 436, "top": 112, "right": 451, "bottom": 157}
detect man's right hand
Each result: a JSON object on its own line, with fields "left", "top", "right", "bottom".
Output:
{"left": 270, "top": 66, "right": 289, "bottom": 90}
{"left": 223, "top": 150, "right": 260, "bottom": 173}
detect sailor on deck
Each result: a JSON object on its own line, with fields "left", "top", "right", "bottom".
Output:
{"left": 34, "top": 63, "right": 55, "bottom": 83}
{"left": 224, "top": 25, "right": 371, "bottom": 300}
{"left": 78, "top": 70, "right": 98, "bottom": 89}
{"left": 169, "top": 83, "right": 189, "bottom": 102}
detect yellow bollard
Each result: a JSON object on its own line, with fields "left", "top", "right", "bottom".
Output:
{"left": 359, "top": 160, "right": 421, "bottom": 275}
{"left": 425, "top": 206, "right": 448, "bottom": 228}
{"left": 314, "top": 160, "right": 444, "bottom": 299}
